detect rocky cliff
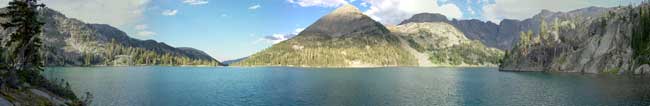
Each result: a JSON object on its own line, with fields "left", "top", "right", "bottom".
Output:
{"left": 400, "top": 7, "right": 610, "bottom": 50}
{"left": 389, "top": 22, "right": 504, "bottom": 67}
{"left": 500, "top": 4, "right": 650, "bottom": 75}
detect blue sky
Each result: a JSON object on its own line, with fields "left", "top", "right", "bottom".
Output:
{"left": 0, "top": 0, "right": 644, "bottom": 61}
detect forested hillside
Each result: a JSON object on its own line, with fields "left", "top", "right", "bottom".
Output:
{"left": 0, "top": 8, "right": 223, "bottom": 66}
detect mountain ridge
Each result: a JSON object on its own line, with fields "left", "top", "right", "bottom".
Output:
{"left": 399, "top": 6, "right": 610, "bottom": 50}
{"left": 1, "top": 8, "right": 223, "bottom": 66}
{"left": 234, "top": 4, "right": 416, "bottom": 67}
{"left": 235, "top": 4, "right": 503, "bottom": 67}
{"left": 500, "top": 4, "right": 650, "bottom": 75}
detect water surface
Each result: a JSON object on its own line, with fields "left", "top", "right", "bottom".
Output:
{"left": 44, "top": 67, "right": 650, "bottom": 106}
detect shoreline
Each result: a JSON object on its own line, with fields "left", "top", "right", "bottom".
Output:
{"left": 226, "top": 65, "right": 499, "bottom": 68}
{"left": 45, "top": 65, "right": 498, "bottom": 68}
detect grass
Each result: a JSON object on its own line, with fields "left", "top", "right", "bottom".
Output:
{"left": 604, "top": 67, "right": 621, "bottom": 75}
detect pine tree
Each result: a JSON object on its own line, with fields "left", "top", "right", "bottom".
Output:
{"left": 0, "top": 0, "right": 46, "bottom": 87}
{"left": 83, "top": 51, "right": 92, "bottom": 66}
{"left": 103, "top": 39, "right": 117, "bottom": 65}
{"left": 539, "top": 18, "right": 548, "bottom": 46}
{"left": 633, "top": 4, "right": 650, "bottom": 64}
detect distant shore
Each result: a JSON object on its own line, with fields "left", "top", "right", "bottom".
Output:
{"left": 227, "top": 64, "right": 498, "bottom": 68}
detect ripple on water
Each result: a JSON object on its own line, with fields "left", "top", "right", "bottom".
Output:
{"left": 43, "top": 66, "right": 650, "bottom": 106}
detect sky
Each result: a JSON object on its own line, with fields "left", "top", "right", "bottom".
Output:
{"left": 0, "top": 0, "right": 644, "bottom": 61}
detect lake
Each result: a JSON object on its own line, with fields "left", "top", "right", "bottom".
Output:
{"left": 43, "top": 66, "right": 650, "bottom": 106}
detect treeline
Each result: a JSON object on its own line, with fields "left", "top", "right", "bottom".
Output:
{"left": 0, "top": 0, "right": 89, "bottom": 105}
{"left": 234, "top": 35, "right": 417, "bottom": 66}
{"left": 428, "top": 41, "right": 504, "bottom": 65}
{"left": 83, "top": 39, "right": 221, "bottom": 66}
{"left": 633, "top": 2, "right": 650, "bottom": 65}
{"left": 501, "top": 16, "right": 576, "bottom": 68}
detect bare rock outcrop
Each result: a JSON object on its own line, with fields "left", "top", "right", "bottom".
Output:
{"left": 500, "top": 4, "right": 650, "bottom": 75}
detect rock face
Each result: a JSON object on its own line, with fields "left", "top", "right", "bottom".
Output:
{"left": 390, "top": 22, "right": 504, "bottom": 66}
{"left": 234, "top": 4, "right": 416, "bottom": 67}
{"left": 399, "top": 13, "right": 449, "bottom": 25}
{"left": 500, "top": 4, "right": 650, "bottom": 75}
{"left": 391, "top": 23, "right": 468, "bottom": 48}
{"left": 399, "top": 7, "right": 609, "bottom": 50}
{"left": 0, "top": 8, "right": 221, "bottom": 66}
{"left": 635, "top": 64, "right": 650, "bottom": 75}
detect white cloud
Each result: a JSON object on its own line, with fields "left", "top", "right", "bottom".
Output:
{"left": 265, "top": 34, "right": 292, "bottom": 44}
{"left": 467, "top": 7, "right": 475, "bottom": 15}
{"left": 286, "top": 0, "right": 463, "bottom": 25}
{"left": 294, "top": 28, "right": 306, "bottom": 34}
{"left": 135, "top": 24, "right": 149, "bottom": 30}
{"left": 136, "top": 31, "right": 156, "bottom": 38}
{"left": 262, "top": 28, "right": 305, "bottom": 44}
{"left": 162, "top": 9, "right": 178, "bottom": 16}
{"left": 362, "top": 0, "right": 463, "bottom": 25}
{"left": 248, "top": 4, "right": 261, "bottom": 10}
{"left": 287, "top": 0, "right": 349, "bottom": 7}
{"left": 0, "top": 0, "right": 151, "bottom": 28}
{"left": 481, "top": 0, "right": 643, "bottom": 23}
{"left": 183, "top": 0, "right": 209, "bottom": 5}
{"left": 134, "top": 24, "right": 156, "bottom": 38}
{"left": 0, "top": 0, "right": 158, "bottom": 39}
{"left": 360, "top": 2, "right": 368, "bottom": 7}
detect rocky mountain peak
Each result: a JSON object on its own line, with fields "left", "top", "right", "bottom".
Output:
{"left": 399, "top": 13, "right": 449, "bottom": 25}
{"left": 331, "top": 4, "right": 361, "bottom": 15}
{"left": 300, "top": 3, "right": 388, "bottom": 37}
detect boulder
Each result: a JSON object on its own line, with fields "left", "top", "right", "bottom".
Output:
{"left": 0, "top": 97, "right": 13, "bottom": 106}
{"left": 634, "top": 64, "right": 650, "bottom": 75}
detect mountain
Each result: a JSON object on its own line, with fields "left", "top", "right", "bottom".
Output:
{"left": 234, "top": 4, "right": 504, "bottom": 67}
{"left": 399, "top": 13, "right": 449, "bottom": 25}
{"left": 400, "top": 7, "right": 610, "bottom": 50}
{"left": 233, "top": 4, "right": 417, "bottom": 67}
{"left": 222, "top": 57, "right": 248, "bottom": 65}
{"left": 500, "top": 4, "right": 650, "bottom": 75}
{"left": 389, "top": 22, "right": 504, "bottom": 66}
{"left": 0, "top": 8, "right": 223, "bottom": 66}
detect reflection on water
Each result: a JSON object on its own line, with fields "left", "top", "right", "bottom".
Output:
{"left": 43, "top": 66, "right": 650, "bottom": 106}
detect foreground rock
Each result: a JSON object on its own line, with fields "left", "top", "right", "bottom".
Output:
{"left": 0, "top": 87, "right": 81, "bottom": 106}
{"left": 635, "top": 64, "right": 650, "bottom": 75}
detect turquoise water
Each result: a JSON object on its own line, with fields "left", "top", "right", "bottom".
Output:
{"left": 44, "top": 66, "right": 650, "bottom": 106}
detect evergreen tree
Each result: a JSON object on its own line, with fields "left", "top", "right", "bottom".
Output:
{"left": 633, "top": 4, "right": 650, "bottom": 65}
{"left": 539, "top": 18, "right": 549, "bottom": 46}
{"left": 0, "top": 0, "right": 46, "bottom": 87}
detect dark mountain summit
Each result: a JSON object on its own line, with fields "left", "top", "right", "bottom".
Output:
{"left": 398, "top": 13, "right": 449, "bottom": 25}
